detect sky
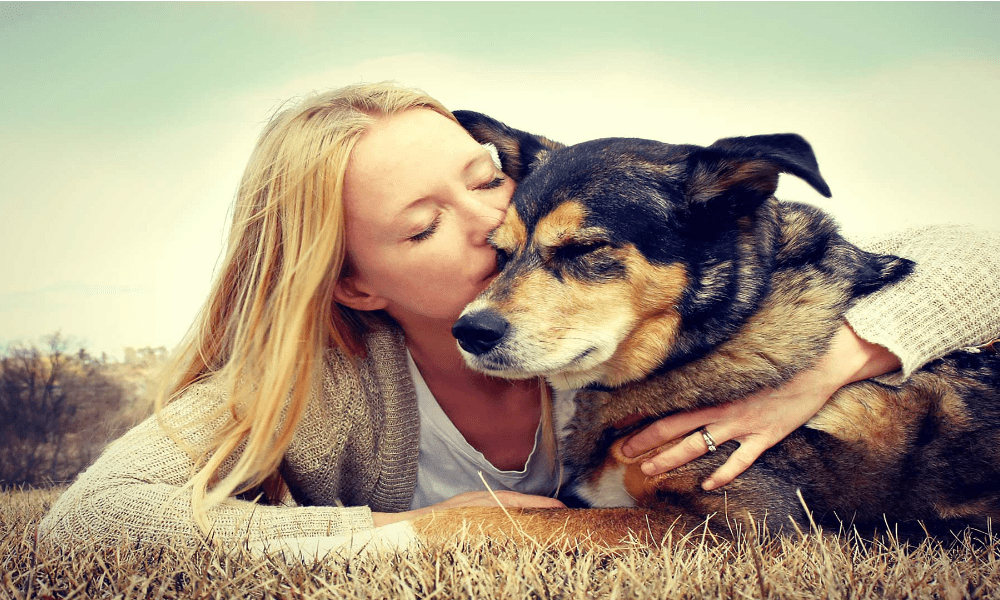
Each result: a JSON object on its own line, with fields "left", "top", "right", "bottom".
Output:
{"left": 2, "top": 2, "right": 999, "bottom": 360}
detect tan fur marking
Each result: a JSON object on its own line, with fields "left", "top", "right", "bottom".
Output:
{"left": 533, "top": 201, "right": 589, "bottom": 249}
{"left": 811, "top": 373, "right": 977, "bottom": 461}
{"left": 491, "top": 262, "right": 632, "bottom": 355}
{"left": 600, "top": 248, "right": 687, "bottom": 387}
{"left": 917, "top": 366, "right": 978, "bottom": 430}
{"left": 608, "top": 437, "right": 683, "bottom": 506}
{"left": 411, "top": 506, "right": 581, "bottom": 548}
{"left": 490, "top": 206, "right": 527, "bottom": 252}
{"left": 927, "top": 381, "right": 974, "bottom": 431}
{"left": 411, "top": 506, "right": 711, "bottom": 551}
{"left": 808, "top": 383, "right": 909, "bottom": 459}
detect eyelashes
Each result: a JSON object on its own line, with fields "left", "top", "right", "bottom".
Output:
{"left": 407, "top": 174, "right": 507, "bottom": 243}
{"left": 408, "top": 215, "right": 441, "bottom": 242}
{"left": 478, "top": 175, "right": 506, "bottom": 190}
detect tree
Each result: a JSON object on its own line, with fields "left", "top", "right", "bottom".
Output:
{"left": 0, "top": 333, "right": 126, "bottom": 488}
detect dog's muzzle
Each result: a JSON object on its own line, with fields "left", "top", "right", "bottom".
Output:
{"left": 452, "top": 311, "right": 509, "bottom": 355}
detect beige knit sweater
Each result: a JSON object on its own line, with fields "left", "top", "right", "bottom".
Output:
{"left": 38, "top": 225, "right": 1000, "bottom": 549}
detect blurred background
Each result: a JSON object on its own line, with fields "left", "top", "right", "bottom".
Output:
{"left": 2, "top": 2, "right": 998, "bottom": 361}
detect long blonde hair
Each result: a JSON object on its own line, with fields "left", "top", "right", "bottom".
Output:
{"left": 155, "top": 82, "right": 456, "bottom": 533}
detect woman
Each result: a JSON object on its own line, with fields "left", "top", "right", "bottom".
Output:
{"left": 39, "top": 82, "right": 1000, "bottom": 547}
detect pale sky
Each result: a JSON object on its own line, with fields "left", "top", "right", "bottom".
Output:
{"left": 2, "top": 2, "right": 998, "bottom": 359}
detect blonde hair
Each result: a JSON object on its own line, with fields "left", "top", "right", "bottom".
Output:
{"left": 155, "top": 82, "right": 456, "bottom": 533}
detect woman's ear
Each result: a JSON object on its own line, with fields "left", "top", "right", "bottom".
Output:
{"left": 333, "top": 276, "right": 389, "bottom": 312}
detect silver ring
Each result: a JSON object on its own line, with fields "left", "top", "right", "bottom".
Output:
{"left": 700, "top": 428, "right": 718, "bottom": 453}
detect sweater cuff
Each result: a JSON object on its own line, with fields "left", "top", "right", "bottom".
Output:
{"left": 845, "top": 224, "right": 1000, "bottom": 379}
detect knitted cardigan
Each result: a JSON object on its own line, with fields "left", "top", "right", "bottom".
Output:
{"left": 38, "top": 225, "right": 1000, "bottom": 548}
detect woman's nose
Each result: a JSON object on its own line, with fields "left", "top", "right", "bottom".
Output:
{"left": 467, "top": 204, "right": 507, "bottom": 244}
{"left": 464, "top": 193, "right": 510, "bottom": 244}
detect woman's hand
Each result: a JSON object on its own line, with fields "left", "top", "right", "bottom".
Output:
{"left": 373, "top": 491, "right": 564, "bottom": 527}
{"left": 621, "top": 323, "right": 902, "bottom": 491}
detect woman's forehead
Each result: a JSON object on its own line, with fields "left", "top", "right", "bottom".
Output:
{"left": 354, "top": 109, "right": 471, "bottom": 170}
{"left": 344, "top": 109, "right": 484, "bottom": 212}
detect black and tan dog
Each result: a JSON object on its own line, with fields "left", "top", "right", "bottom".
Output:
{"left": 404, "top": 112, "right": 1000, "bottom": 550}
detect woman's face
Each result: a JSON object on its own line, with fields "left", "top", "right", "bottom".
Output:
{"left": 337, "top": 108, "right": 514, "bottom": 328}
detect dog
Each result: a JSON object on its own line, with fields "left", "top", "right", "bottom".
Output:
{"left": 418, "top": 110, "right": 1000, "bottom": 549}
{"left": 267, "top": 114, "right": 999, "bottom": 559}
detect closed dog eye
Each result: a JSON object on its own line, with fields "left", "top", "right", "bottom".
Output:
{"left": 549, "top": 244, "right": 627, "bottom": 283}
{"left": 555, "top": 241, "right": 611, "bottom": 262}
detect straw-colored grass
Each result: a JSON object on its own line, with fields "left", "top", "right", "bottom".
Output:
{"left": 4, "top": 487, "right": 998, "bottom": 599}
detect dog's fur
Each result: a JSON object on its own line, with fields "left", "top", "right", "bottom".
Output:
{"left": 409, "top": 113, "right": 1000, "bottom": 550}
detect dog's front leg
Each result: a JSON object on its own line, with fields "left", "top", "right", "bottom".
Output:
{"left": 409, "top": 506, "right": 722, "bottom": 551}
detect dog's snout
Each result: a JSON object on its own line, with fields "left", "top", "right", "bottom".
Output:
{"left": 452, "top": 311, "right": 509, "bottom": 355}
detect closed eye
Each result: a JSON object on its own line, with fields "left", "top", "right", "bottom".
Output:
{"left": 408, "top": 215, "right": 441, "bottom": 242}
{"left": 555, "top": 241, "right": 610, "bottom": 262}
{"left": 476, "top": 175, "right": 506, "bottom": 191}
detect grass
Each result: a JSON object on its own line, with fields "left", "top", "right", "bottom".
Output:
{"left": 3, "top": 487, "right": 999, "bottom": 599}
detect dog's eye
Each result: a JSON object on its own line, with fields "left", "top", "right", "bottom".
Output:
{"left": 496, "top": 248, "right": 510, "bottom": 271}
{"left": 556, "top": 241, "right": 609, "bottom": 262}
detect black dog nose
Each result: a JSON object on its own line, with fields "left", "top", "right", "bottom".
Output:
{"left": 452, "top": 312, "right": 509, "bottom": 355}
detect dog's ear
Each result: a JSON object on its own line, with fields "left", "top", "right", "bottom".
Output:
{"left": 453, "top": 110, "right": 564, "bottom": 182}
{"left": 685, "top": 134, "right": 832, "bottom": 220}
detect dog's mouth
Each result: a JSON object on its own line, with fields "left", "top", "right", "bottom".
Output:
{"left": 464, "top": 354, "right": 539, "bottom": 381}
{"left": 472, "top": 345, "right": 597, "bottom": 374}
{"left": 457, "top": 334, "right": 611, "bottom": 389}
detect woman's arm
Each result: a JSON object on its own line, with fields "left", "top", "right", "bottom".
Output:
{"left": 622, "top": 224, "right": 1000, "bottom": 489}
{"left": 844, "top": 224, "right": 1000, "bottom": 377}
{"left": 37, "top": 381, "right": 376, "bottom": 550}
{"left": 38, "top": 377, "right": 564, "bottom": 549}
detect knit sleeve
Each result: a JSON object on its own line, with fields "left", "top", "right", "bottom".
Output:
{"left": 845, "top": 225, "right": 1000, "bottom": 378}
{"left": 37, "top": 379, "right": 375, "bottom": 550}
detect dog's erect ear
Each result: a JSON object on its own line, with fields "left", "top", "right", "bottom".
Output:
{"left": 686, "top": 134, "right": 832, "bottom": 219}
{"left": 453, "top": 110, "right": 564, "bottom": 182}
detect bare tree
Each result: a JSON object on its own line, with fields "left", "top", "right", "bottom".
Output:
{"left": 0, "top": 333, "right": 126, "bottom": 488}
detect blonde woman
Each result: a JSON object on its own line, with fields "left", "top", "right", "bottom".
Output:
{"left": 39, "top": 82, "right": 1000, "bottom": 548}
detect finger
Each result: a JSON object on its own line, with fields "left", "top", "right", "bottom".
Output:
{"left": 640, "top": 429, "right": 715, "bottom": 476}
{"left": 701, "top": 440, "right": 766, "bottom": 491}
{"left": 622, "top": 408, "right": 720, "bottom": 457}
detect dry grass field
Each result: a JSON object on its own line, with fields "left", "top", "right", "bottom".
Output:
{"left": 4, "top": 487, "right": 999, "bottom": 599}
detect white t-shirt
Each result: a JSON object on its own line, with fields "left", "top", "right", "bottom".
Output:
{"left": 406, "top": 351, "right": 573, "bottom": 510}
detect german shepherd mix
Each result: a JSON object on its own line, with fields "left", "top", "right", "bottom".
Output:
{"left": 273, "top": 114, "right": 998, "bottom": 558}
{"left": 411, "top": 111, "right": 1000, "bottom": 550}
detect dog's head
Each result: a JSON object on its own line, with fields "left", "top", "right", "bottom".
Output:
{"left": 452, "top": 111, "right": 832, "bottom": 390}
